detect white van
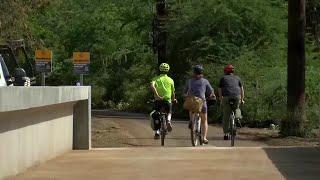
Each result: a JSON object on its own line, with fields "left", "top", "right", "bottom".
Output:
{"left": 0, "top": 54, "right": 32, "bottom": 87}
{"left": 0, "top": 55, "right": 8, "bottom": 86}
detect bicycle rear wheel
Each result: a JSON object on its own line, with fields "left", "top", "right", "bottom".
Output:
{"left": 231, "top": 132, "right": 235, "bottom": 147}
{"left": 230, "top": 112, "right": 235, "bottom": 147}
{"left": 191, "top": 115, "right": 200, "bottom": 146}
{"left": 161, "top": 130, "right": 165, "bottom": 146}
{"left": 190, "top": 122, "right": 197, "bottom": 146}
{"left": 199, "top": 130, "right": 203, "bottom": 146}
{"left": 160, "top": 116, "right": 166, "bottom": 146}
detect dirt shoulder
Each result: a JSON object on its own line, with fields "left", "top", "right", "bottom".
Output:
{"left": 238, "top": 127, "right": 320, "bottom": 147}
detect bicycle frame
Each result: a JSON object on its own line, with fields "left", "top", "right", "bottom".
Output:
{"left": 150, "top": 99, "right": 170, "bottom": 146}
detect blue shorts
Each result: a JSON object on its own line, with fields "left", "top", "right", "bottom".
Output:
{"left": 201, "top": 101, "right": 208, "bottom": 113}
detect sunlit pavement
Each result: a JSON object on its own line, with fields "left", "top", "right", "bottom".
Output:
{"left": 13, "top": 147, "right": 320, "bottom": 180}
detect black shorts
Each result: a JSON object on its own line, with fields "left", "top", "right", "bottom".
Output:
{"left": 154, "top": 100, "right": 172, "bottom": 113}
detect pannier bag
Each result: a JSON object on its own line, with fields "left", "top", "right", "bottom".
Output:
{"left": 150, "top": 110, "right": 161, "bottom": 130}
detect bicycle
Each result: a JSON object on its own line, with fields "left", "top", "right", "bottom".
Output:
{"left": 158, "top": 107, "right": 168, "bottom": 146}
{"left": 149, "top": 99, "right": 176, "bottom": 146}
{"left": 189, "top": 97, "right": 216, "bottom": 147}
{"left": 190, "top": 113, "right": 203, "bottom": 146}
{"left": 228, "top": 98, "right": 242, "bottom": 147}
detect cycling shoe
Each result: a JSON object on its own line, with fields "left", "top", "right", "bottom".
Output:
{"left": 224, "top": 135, "right": 229, "bottom": 140}
{"left": 188, "top": 121, "right": 192, "bottom": 129}
{"left": 154, "top": 133, "right": 160, "bottom": 140}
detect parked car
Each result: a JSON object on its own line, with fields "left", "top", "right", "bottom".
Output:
{"left": 0, "top": 40, "right": 35, "bottom": 86}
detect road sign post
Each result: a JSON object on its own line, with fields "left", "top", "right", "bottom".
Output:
{"left": 41, "top": 72, "right": 46, "bottom": 86}
{"left": 80, "top": 74, "right": 84, "bottom": 86}
{"left": 73, "top": 52, "right": 90, "bottom": 86}
{"left": 35, "top": 50, "right": 52, "bottom": 86}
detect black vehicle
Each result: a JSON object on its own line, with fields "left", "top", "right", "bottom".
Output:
{"left": 0, "top": 40, "right": 36, "bottom": 86}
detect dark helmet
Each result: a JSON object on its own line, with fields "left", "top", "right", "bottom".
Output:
{"left": 224, "top": 64, "right": 234, "bottom": 74}
{"left": 193, "top": 65, "right": 204, "bottom": 75}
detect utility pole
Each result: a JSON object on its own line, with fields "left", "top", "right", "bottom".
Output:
{"left": 155, "top": 0, "right": 168, "bottom": 66}
{"left": 282, "top": 0, "right": 307, "bottom": 136}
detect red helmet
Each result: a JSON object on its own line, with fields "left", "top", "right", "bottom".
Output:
{"left": 224, "top": 64, "right": 234, "bottom": 74}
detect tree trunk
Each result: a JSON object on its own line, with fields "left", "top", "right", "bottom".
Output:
{"left": 156, "top": 0, "right": 167, "bottom": 66}
{"left": 282, "top": 0, "right": 307, "bottom": 136}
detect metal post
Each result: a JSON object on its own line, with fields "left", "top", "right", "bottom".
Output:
{"left": 80, "top": 74, "right": 84, "bottom": 86}
{"left": 41, "top": 72, "right": 45, "bottom": 86}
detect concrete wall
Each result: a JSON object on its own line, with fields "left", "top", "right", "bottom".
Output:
{"left": 0, "top": 87, "right": 90, "bottom": 112}
{"left": 0, "top": 87, "right": 91, "bottom": 179}
{"left": 73, "top": 100, "right": 91, "bottom": 150}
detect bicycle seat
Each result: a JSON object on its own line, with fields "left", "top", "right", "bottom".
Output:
{"left": 228, "top": 98, "right": 238, "bottom": 111}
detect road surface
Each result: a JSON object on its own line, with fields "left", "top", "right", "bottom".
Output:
{"left": 13, "top": 147, "right": 320, "bottom": 180}
{"left": 10, "top": 114, "right": 320, "bottom": 180}
{"left": 91, "top": 116, "right": 267, "bottom": 148}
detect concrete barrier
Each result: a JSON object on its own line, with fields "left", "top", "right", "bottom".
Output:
{"left": 0, "top": 87, "right": 91, "bottom": 179}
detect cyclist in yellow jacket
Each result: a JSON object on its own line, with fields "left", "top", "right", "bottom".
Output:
{"left": 150, "top": 63, "right": 177, "bottom": 139}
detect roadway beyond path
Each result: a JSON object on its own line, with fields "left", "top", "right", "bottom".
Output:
{"left": 91, "top": 116, "right": 267, "bottom": 148}
{"left": 14, "top": 147, "right": 320, "bottom": 180}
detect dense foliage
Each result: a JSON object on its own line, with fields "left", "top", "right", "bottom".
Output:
{"left": 1, "top": 0, "right": 319, "bottom": 130}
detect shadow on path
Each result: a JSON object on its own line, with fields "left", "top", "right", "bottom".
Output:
{"left": 264, "top": 147, "right": 320, "bottom": 180}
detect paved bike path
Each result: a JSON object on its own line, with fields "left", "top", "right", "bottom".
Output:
{"left": 13, "top": 147, "right": 320, "bottom": 180}
{"left": 10, "top": 116, "right": 320, "bottom": 179}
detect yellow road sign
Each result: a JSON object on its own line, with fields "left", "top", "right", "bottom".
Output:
{"left": 73, "top": 52, "right": 90, "bottom": 64}
{"left": 73, "top": 52, "right": 90, "bottom": 75}
{"left": 35, "top": 50, "right": 52, "bottom": 62}
{"left": 35, "top": 50, "right": 52, "bottom": 73}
